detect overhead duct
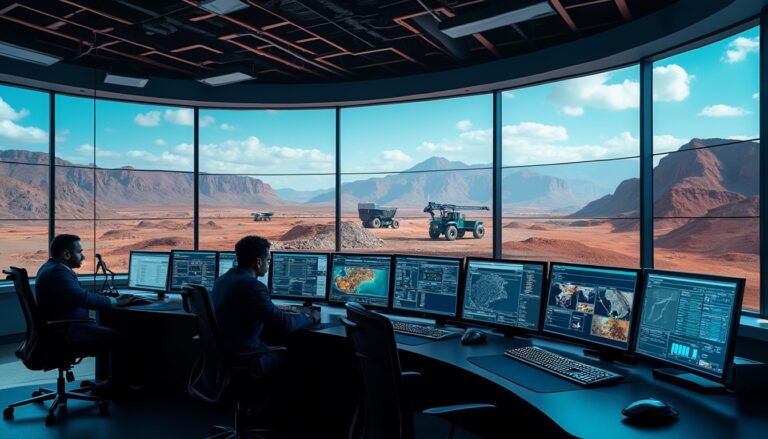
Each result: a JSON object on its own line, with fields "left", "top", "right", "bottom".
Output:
{"left": 439, "top": 0, "right": 556, "bottom": 38}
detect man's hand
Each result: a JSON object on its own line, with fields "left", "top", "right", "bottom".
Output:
{"left": 115, "top": 293, "right": 137, "bottom": 307}
{"left": 301, "top": 306, "right": 321, "bottom": 324}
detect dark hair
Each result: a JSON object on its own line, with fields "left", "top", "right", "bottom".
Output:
{"left": 50, "top": 234, "right": 81, "bottom": 258}
{"left": 235, "top": 235, "right": 271, "bottom": 268}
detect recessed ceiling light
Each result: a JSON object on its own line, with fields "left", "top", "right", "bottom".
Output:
{"left": 104, "top": 73, "right": 149, "bottom": 88}
{"left": 440, "top": 1, "right": 554, "bottom": 38}
{"left": 200, "top": 0, "right": 249, "bottom": 15}
{"left": 0, "top": 41, "right": 61, "bottom": 66}
{"left": 196, "top": 71, "right": 254, "bottom": 86}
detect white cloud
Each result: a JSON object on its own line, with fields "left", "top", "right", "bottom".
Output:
{"left": 163, "top": 109, "right": 191, "bottom": 126}
{"left": 456, "top": 119, "right": 472, "bottom": 131}
{"left": 174, "top": 143, "right": 193, "bottom": 155}
{"left": 653, "top": 134, "right": 688, "bottom": 154}
{"left": 134, "top": 111, "right": 161, "bottom": 127}
{"left": 502, "top": 91, "right": 515, "bottom": 99}
{"left": 220, "top": 123, "right": 236, "bottom": 131}
{"left": 723, "top": 36, "right": 759, "bottom": 63}
{"left": 503, "top": 122, "right": 568, "bottom": 142}
{"left": 417, "top": 141, "right": 463, "bottom": 153}
{"left": 126, "top": 149, "right": 191, "bottom": 168}
{"left": 154, "top": 138, "right": 167, "bottom": 146}
{"left": 200, "top": 115, "right": 214, "bottom": 127}
{"left": 76, "top": 143, "right": 122, "bottom": 158}
{"left": 726, "top": 134, "right": 759, "bottom": 141}
{"left": 653, "top": 64, "right": 692, "bottom": 102}
{"left": 0, "top": 97, "right": 29, "bottom": 121}
{"left": 549, "top": 72, "right": 639, "bottom": 116}
{"left": 753, "top": 92, "right": 760, "bottom": 100}
{"left": 0, "top": 119, "right": 47, "bottom": 143}
{"left": 698, "top": 104, "right": 750, "bottom": 117}
{"left": 380, "top": 149, "right": 412, "bottom": 163}
{"left": 199, "top": 136, "right": 333, "bottom": 173}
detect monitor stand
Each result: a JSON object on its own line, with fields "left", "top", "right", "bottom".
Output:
{"left": 493, "top": 328, "right": 532, "bottom": 339}
{"left": 156, "top": 291, "right": 167, "bottom": 300}
{"left": 652, "top": 367, "right": 726, "bottom": 393}
{"left": 583, "top": 348, "right": 638, "bottom": 365}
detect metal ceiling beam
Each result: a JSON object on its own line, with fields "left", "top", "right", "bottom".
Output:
{"left": 550, "top": 0, "right": 580, "bottom": 34}
{"left": 615, "top": 0, "right": 633, "bottom": 21}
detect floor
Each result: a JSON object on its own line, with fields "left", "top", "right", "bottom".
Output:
{"left": 0, "top": 341, "right": 95, "bottom": 391}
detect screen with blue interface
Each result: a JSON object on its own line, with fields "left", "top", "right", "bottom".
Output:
{"left": 170, "top": 250, "right": 217, "bottom": 291}
{"left": 461, "top": 259, "right": 545, "bottom": 330}
{"left": 128, "top": 251, "right": 170, "bottom": 291}
{"left": 217, "top": 251, "right": 269, "bottom": 284}
{"left": 269, "top": 252, "right": 328, "bottom": 299}
{"left": 634, "top": 271, "right": 742, "bottom": 380}
{"left": 329, "top": 254, "right": 391, "bottom": 307}
{"left": 393, "top": 256, "right": 461, "bottom": 317}
{"left": 543, "top": 264, "right": 638, "bottom": 350}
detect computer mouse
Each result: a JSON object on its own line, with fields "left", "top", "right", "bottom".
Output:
{"left": 460, "top": 329, "right": 487, "bottom": 345}
{"left": 622, "top": 398, "right": 679, "bottom": 422}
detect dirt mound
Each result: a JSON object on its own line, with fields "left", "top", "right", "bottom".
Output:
{"left": 280, "top": 223, "right": 331, "bottom": 241}
{"left": 655, "top": 218, "right": 758, "bottom": 255}
{"left": 193, "top": 220, "right": 222, "bottom": 230}
{"left": 502, "top": 237, "right": 635, "bottom": 266}
{"left": 99, "top": 229, "right": 137, "bottom": 240}
{"left": 275, "top": 222, "right": 383, "bottom": 250}
{"left": 136, "top": 220, "right": 187, "bottom": 230}
{"left": 109, "top": 236, "right": 192, "bottom": 254}
{"left": 528, "top": 224, "right": 552, "bottom": 231}
{"left": 570, "top": 219, "right": 606, "bottom": 227}
{"left": 503, "top": 221, "right": 527, "bottom": 229}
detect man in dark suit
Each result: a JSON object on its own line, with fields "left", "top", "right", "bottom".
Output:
{"left": 35, "top": 234, "right": 138, "bottom": 395}
{"left": 211, "top": 235, "right": 320, "bottom": 376}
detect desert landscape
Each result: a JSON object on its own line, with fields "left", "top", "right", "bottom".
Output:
{"left": 0, "top": 138, "right": 760, "bottom": 310}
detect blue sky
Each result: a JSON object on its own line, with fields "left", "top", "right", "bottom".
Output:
{"left": 0, "top": 27, "right": 759, "bottom": 192}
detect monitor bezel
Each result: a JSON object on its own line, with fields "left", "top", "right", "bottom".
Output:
{"left": 127, "top": 250, "right": 170, "bottom": 292}
{"left": 632, "top": 269, "right": 745, "bottom": 384}
{"left": 458, "top": 257, "right": 547, "bottom": 334}
{"left": 267, "top": 251, "right": 331, "bottom": 302}
{"left": 541, "top": 261, "right": 641, "bottom": 354}
{"left": 168, "top": 249, "right": 219, "bottom": 293}
{"left": 391, "top": 254, "right": 464, "bottom": 320}
{"left": 216, "top": 251, "right": 237, "bottom": 278}
{"left": 327, "top": 252, "right": 393, "bottom": 310}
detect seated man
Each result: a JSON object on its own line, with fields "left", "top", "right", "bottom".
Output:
{"left": 35, "top": 234, "right": 138, "bottom": 395}
{"left": 212, "top": 235, "right": 320, "bottom": 376}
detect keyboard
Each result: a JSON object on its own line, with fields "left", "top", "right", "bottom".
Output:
{"left": 504, "top": 346, "right": 623, "bottom": 387}
{"left": 117, "top": 296, "right": 156, "bottom": 307}
{"left": 391, "top": 321, "right": 454, "bottom": 340}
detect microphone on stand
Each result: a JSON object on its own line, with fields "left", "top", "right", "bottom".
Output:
{"left": 95, "top": 253, "right": 119, "bottom": 297}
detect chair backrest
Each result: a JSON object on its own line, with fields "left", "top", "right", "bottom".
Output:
{"left": 4, "top": 267, "right": 43, "bottom": 366}
{"left": 182, "top": 283, "right": 230, "bottom": 404}
{"left": 342, "top": 302, "right": 414, "bottom": 439}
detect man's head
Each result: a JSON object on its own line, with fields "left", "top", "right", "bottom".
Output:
{"left": 50, "top": 234, "right": 85, "bottom": 269}
{"left": 235, "top": 235, "right": 271, "bottom": 276}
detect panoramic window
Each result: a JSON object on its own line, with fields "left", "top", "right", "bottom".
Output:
{"left": 340, "top": 95, "right": 493, "bottom": 257}
{"left": 501, "top": 66, "right": 640, "bottom": 267}
{"left": 653, "top": 27, "right": 760, "bottom": 311}
{"left": 0, "top": 84, "right": 50, "bottom": 273}
{"left": 198, "top": 109, "right": 336, "bottom": 252}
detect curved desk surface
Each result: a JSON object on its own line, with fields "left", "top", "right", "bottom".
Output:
{"left": 107, "top": 296, "right": 768, "bottom": 439}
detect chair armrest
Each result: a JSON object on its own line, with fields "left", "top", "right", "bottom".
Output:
{"left": 401, "top": 371, "right": 422, "bottom": 382}
{"left": 422, "top": 403, "right": 496, "bottom": 423}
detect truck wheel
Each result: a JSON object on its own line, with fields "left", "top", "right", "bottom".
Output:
{"left": 457, "top": 230, "right": 466, "bottom": 238}
{"left": 473, "top": 224, "right": 485, "bottom": 239}
{"left": 445, "top": 225, "right": 458, "bottom": 241}
{"left": 371, "top": 217, "right": 381, "bottom": 228}
{"left": 391, "top": 219, "right": 400, "bottom": 229}
{"left": 429, "top": 230, "right": 440, "bottom": 239}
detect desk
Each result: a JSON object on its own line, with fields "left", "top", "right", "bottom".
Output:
{"left": 100, "top": 301, "right": 768, "bottom": 439}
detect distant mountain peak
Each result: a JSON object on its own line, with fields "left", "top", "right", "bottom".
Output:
{"left": 404, "top": 156, "right": 468, "bottom": 172}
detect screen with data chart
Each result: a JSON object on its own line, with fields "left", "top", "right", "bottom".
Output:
{"left": 461, "top": 258, "right": 545, "bottom": 331}
{"left": 269, "top": 252, "right": 328, "bottom": 300}
{"left": 128, "top": 251, "right": 170, "bottom": 291}
{"left": 392, "top": 255, "right": 462, "bottom": 317}
{"left": 169, "top": 250, "right": 217, "bottom": 292}
{"left": 634, "top": 270, "right": 744, "bottom": 381}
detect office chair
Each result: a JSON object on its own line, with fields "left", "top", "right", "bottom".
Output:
{"left": 2, "top": 267, "right": 109, "bottom": 426}
{"left": 182, "top": 284, "right": 285, "bottom": 439}
{"left": 341, "top": 301, "right": 496, "bottom": 439}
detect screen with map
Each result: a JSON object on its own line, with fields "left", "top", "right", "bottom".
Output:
{"left": 329, "top": 253, "right": 392, "bottom": 308}
{"left": 392, "top": 255, "right": 462, "bottom": 317}
{"left": 543, "top": 263, "right": 639, "bottom": 351}
{"left": 460, "top": 258, "right": 545, "bottom": 331}
{"left": 634, "top": 270, "right": 743, "bottom": 381}
{"left": 269, "top": 252, "right": 328, "bottom": 300}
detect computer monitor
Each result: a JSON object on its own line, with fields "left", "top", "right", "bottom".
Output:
{"left": 542, "top": 263, "right": 640, "bottom": 352}
{"left": 217, "top": 251, "right": 269, "bottom": 285}
{"left": 392, "top": 255, "right": 462, "bottom": 318}
{"left": 268, "top": 252, "right": 329, "bottom": 301}
{"left": 328, "top": 253, "right": 392, "bottom": 308}
{"left": 169, "top": 250, "right": 218, "bottom": 292}
{"left": 460, "top": 258, "right": 546, "bottom": 333}
{"left": 127, "top": 251, "right": 170, "bottom": 292}
{"left": 633, "top": 270, "right": 744, "bottom": 384}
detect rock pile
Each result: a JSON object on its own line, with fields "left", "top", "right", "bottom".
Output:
{"left": 275, "top": 222, "right": 383, "bottom": 250}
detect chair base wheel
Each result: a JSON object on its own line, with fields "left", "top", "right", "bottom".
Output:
{"left": 45, "top": 413, "right": 55, "bottom": 426}
{"left": 3, "top": 407, "right": 13, "bottom": 419}
{"left": 31, "top": 390, "right": 43, "bottom": 398}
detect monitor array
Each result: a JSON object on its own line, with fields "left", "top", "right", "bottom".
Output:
{"left": 125, "top": 249, "right": 744, "bottom": 384}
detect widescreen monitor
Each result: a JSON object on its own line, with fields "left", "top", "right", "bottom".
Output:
{"left": 127, "top": 251, "right": 170, "bottom": 292}
{"left": 460, "top": 258, "right": 546, "bottom": 332}
{"left": 392, "top": 255, "right": 462, "bottom": 318}
{"left": 268, "top": 252, "right": 328, "bottom": 301}
{"left": 633, "top": 270, "right": 744, "bottom": 383}
{"left": 543, "top": 263, "right": 640, "bottom": 351}
{"left": 329, "top": 253, "right": 392, "bottom": 308}
{"left": 217, "top": 251, "right": 268, "bottom": 285}
{"left": 169, "top": 250, "right": 218, "bottom": 292}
